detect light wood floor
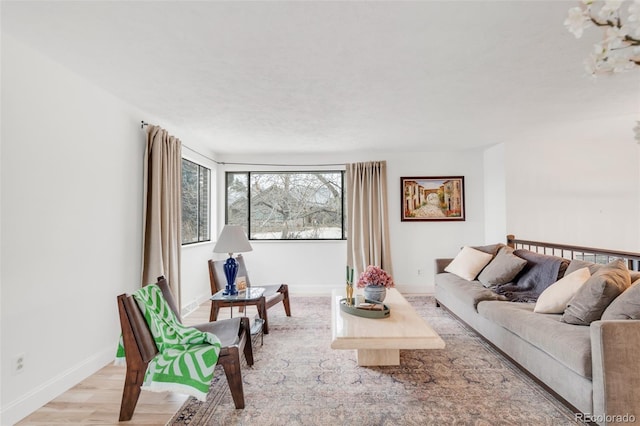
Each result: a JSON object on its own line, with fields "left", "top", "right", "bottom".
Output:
{"left": 17, "top": 303, "right": 261, "bottom": 426}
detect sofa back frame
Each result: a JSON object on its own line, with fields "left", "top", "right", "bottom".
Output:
{"left": 507, "top": 234, "right": 640, "bottom": 272}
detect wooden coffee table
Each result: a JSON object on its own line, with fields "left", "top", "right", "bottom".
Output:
{"left": 330, "top": 288, "right": 445, "bottom": 366}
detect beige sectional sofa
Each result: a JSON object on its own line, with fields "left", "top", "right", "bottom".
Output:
{"left": 434, "top": 239, "right": 640, "bottom": 426}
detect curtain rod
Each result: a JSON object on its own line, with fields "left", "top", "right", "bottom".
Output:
{"left": 140, "top": 120, "right": 345, "bottom": 167}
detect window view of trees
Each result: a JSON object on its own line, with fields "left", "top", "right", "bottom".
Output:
{"left": 226, "top": 171, "right": 345, "bottom": 240}
{"left": 182, "top": 159, "right": 210, "bottom": 244}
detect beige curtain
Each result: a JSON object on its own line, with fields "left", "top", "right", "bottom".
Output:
{"left": 346, "top": 161, "right": 393, "bottom": 276}
{"left": 142, "top": 125, "right": 182, "bottom": 308}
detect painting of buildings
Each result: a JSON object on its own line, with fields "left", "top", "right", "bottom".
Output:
{"left": 401, "top": 176, "right": 465, "bottom": 221}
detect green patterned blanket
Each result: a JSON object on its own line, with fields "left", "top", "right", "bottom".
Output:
{"left": 116, "top": 284, "right": 221, "bottom": 401}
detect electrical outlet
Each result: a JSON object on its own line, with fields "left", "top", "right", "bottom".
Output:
{"left": 417, "top": 269, "right": 422, "bottom": 275}
{"left": 14, "top": 353, "right": 25, "bottom": 375}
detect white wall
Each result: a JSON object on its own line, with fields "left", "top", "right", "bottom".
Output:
{"left": 505, "top": 115, "right": 640, "bottom": 251}
{"left": 483, "top": 143, "right": 507, "bottom": 243}
{"left": 386, "top": 149, "right": 486, "bottom": 293}
{"left": 213, "top": 149, "right": 486, "bottom": 296}
{"left": 0, "top": 35, "right": 146, "bottom": 425}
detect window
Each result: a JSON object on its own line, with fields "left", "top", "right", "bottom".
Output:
{"left": 182, "top": 159, "right": 210, "bottom": 244}
{"left": 226, "top": 171, "right": 345, "bottom": 240}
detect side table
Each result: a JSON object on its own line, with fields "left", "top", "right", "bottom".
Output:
{"left": 210, "top": 287, "right": 270, "bottom": 334}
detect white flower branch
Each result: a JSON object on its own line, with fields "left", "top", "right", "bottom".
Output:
{"left": 565, "top": 0, "right": 640, "bottom": 74}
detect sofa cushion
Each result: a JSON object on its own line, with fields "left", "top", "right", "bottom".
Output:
{"left": 562, "top": 259, "right": 632, "bottom": 326}
{"left": 478, "top": 247, "right": 528, "bottom": 288}
{"left": 601, "top": 278, "right": 640, "bottom": 320}
{"left": 471, "top": 243, "right": 505, "bottom": 257}
{"left": 477, "top": 300, "right": 592, "bottom": 378}
{"left": 566, "top": 258, "right": 640, "bottom": 283}
{"left": 534, "top": 267, "right": 591, "bottom": 314}
{"left": 565, "top": 259, "right": 603, "bottom": 276}
{"left": 435, "top": 272, "right": 506, "bottom": 309}
{"left": 444, "top": 246, "right": 494, "bottom": 281}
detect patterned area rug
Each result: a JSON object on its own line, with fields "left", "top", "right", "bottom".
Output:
{"left": 168, "top": 296, "right": 583, "bottom": 425}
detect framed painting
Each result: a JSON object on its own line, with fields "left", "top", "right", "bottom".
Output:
{"left": 401, "top": 176, "right": 465, "bottom": 221}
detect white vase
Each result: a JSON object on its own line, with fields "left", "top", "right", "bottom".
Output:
{"left": 364, "top": 285, "right": 386, "bottom": 303}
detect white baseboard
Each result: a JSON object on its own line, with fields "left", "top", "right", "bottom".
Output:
{"left": 1, "top": 345, "right": 115, "bottom": 426}
{"left": 182, "top": 293, "right": 211, "bottom": 317}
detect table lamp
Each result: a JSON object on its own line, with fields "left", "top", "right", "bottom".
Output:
{"left": 213, "top": 225, "right": 253, "bottom": 295}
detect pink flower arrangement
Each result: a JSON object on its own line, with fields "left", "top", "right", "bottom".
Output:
{"left": 356, "top": 265, "right": 395, "bottom": 288}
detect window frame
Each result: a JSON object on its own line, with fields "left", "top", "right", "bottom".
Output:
{"left": 225, "top": 170, "right": 346, "bottom": 241}
{"left": 181, "top": 158, "right": 211, "bottom": 245}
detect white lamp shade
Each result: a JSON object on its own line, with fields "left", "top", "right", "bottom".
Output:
{"left": 213, "top": 225, "right": 253, "bottom": 254}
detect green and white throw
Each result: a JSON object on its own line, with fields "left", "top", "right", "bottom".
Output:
{"left": 116, "top": 284, "right": 221, "bottom": 401}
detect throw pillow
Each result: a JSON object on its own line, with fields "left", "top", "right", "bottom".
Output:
{"left": 534, "top": 267, "right": 591, "bottom": 314}
{"left": 601, "top": 278, "right": 640, "bottom": 320}
{"left": 471, "top": 243, "right": 505, "bottom": 257}
{"left": 565, "top": 259, "right": 602, "bottom": 276}
{"left": 565, "top": 259, "right": 640, "bottom": 282}
{"left": 478, "top": 247, "right": 528, "bottom": 288}
{"left": 444, "top": 246, "right": 494, "bottom": 281}
{"left": 562, "top": 259, "right": 632, "bottom": 325}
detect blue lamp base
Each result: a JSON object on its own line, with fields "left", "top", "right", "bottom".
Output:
{"left": 222, "top": 256, "right": 239, "bottom": 296}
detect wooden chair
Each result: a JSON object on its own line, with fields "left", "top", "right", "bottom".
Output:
{"left": 208, "top": 255, "right": 291, "bottom": 334}
{"left": 116, "top": 276, "right": 254, "bottom": 421}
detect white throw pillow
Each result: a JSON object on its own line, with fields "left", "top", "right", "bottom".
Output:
{"left": 534, "top": 267, "right": 591, "bottom": 314}
{"left": 444, "top": 246, "right": 494, "bottom": 281}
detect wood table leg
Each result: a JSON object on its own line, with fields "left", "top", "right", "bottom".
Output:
{"left": 280, "top": 284, "right": 291, "bottom": 316}
{"left": 258, "top": 297, "right": 269, "bottom": 334}
{"left": 209, "top": 301, "right": 220, "bottom": 322}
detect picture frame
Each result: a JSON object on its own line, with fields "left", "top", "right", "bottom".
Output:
{"left": 236, "top": 275, "right": 247, "bottom": 291}
{"left": 401, "top": 176, "right": 465, "bottom": 221}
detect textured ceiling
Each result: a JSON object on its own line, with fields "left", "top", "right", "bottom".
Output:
{"left": 2, "top": 1, "right": 639, "bottom": 155}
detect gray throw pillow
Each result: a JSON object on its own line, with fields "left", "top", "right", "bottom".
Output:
{"left": 471, "top": 243, "right": 505, "bottom": 257}
{"left": 565, "top": 259, "right": 602, "bottom": 276}
{"left": 566, "top": 259, "right": 640, "bottom": 282}
{"left": 562, "top": 259, "right": 632, "bottom": 325}
{"left": 478, "top": 247, "right": 528, "bottom": 288}
{"left": 601, "top": 279, "right": 640, "bottom": 320}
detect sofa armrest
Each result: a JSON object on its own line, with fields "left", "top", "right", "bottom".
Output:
{"left": 591, "top": 320, "right": 640, "bottom": 425}
{"left": 434, "top": 258, "right": 453, "bottom": 274}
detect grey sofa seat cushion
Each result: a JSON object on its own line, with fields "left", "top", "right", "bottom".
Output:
{"left": 477, "top": 300, "right": 592, "bottom": 378}
{"left": 435, "top": 273, "right": 506, "bottom": 309}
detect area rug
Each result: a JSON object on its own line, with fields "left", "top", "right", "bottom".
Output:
{"left": 168, "top": 296, "right": 583, "bottom": 425}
